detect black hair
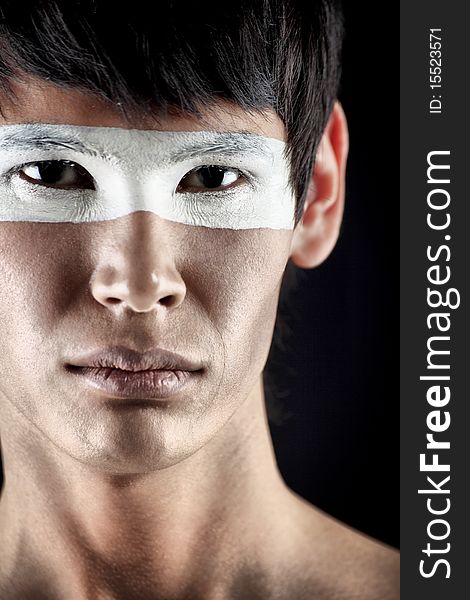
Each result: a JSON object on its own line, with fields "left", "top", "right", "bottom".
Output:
{"left": 0, "top": 0, "right": 344, "bottom": 220}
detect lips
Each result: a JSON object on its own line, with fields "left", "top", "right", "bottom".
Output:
{"left": 65, "top": 345, "right": 202, "bottom": 400}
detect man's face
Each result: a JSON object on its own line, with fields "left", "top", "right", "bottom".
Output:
{"left": 0, "top": 80, "right": 294, "bottom": 472}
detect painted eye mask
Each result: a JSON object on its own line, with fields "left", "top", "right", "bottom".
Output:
{"left": 0, "top": 123, "right": 296, "bottom": 230}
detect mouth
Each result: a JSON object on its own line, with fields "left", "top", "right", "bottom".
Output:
{"left": 65, "top": 345, "right": 203, "bottom": 400}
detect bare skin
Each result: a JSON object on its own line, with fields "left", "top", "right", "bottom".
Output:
{"left": 0, "top": 79, "right": 399, "bottom": 599}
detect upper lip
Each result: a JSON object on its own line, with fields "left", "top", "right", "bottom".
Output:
{"left": 66, "top": 345, "right": 202, "bottom": 372}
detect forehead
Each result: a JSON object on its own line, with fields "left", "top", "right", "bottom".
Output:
{"left": 0, "top": 77, "right": 287, "bottom": 140}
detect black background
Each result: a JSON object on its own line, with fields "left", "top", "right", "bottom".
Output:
{"left": 0, "top": 2, "right": 399, "bottom": 549}
{"left": 267, "top": 3, "right": 399, "bottom": 549}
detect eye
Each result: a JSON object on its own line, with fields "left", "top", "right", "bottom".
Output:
{"left": 17, "top": 160, "right": 95, "bottom": 190}
{"left": 176, "top": 165, "right": 245, "bottom": 193}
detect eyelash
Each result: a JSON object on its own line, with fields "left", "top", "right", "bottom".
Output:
{"left": 6, "top": 161, "right": 252, "bottom": 193}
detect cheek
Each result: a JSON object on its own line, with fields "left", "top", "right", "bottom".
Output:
{"left": 177, "top": 226, "right": 292, "bottom": 362}
{"left": 0, "top": 223, "right": 87, "bottom": 340}
{"left": 0, "top": 224, "right": 82, "bottom": 406}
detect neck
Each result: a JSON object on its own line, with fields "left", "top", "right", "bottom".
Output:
{"left": 0, "top": 377, "right": 295, "bottom": 600}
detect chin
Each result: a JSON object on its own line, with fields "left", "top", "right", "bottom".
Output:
{"left": 55, "top": 408, "right": 221, "bottom": 474}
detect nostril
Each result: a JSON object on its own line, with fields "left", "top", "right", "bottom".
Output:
{"left": 106, "top": 293, "right": 177, "bottom": 310}
{"left": 91, "top": 269, "right": 186, "bottom": 312}
{"left": 159, "top": 295, "right": 177, "bottom": 308}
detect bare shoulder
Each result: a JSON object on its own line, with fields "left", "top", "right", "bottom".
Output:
{"left": 284, "top": 492, "right": 400, "bottom": 600}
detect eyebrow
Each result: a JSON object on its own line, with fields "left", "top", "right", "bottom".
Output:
{"left": 0, "top": 129, "right": 102, "bottom": 157}
{"left": 170, "top": 132, "right": 272, "bottom": 162}
{"left": 0, "top": 126, "right": 274, "bottom": 162}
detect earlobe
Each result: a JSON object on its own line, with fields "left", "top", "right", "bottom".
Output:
{"left": 290, "top": 101, "right": 349, "bottom": 269}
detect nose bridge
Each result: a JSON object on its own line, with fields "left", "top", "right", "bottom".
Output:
{"left": 123, "top": 210, "right": 167, "bottom": 279}
{"left": 90, "top": 211, "right": 186, "bottom": 313}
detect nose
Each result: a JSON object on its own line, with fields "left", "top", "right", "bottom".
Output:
{"left": 90, "top": 212, "right": 186, "bottom": 313}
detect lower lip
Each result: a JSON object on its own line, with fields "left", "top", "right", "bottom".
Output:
{"left": 67, "top": 366, "right": 196, "bottom": 400}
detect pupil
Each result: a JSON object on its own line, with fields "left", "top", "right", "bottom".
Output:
{"left": 199, "top": 166, "right": 225, "bottom": 188}
{"left": 38, "top": 161, "right": 67, "bottom": 184}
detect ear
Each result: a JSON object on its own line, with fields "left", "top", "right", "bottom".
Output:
{"left": 290, "top": 101, "right": 349, "bottom": 268}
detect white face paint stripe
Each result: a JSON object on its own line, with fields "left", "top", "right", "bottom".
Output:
{"left": 0, "top": 124, "right": 296, "bottom": 230}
